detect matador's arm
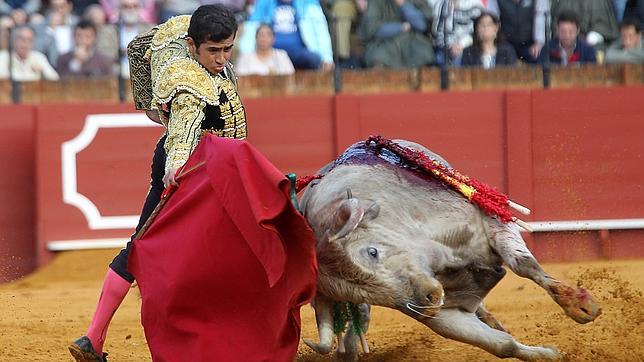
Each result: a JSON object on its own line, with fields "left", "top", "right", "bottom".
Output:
{"left": 164, "top": 92, "right": 206, "bottom": 174}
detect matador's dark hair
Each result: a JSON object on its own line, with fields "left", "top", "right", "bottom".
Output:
{"left": 188, "top": 4, "right": 238, "bottom": 47}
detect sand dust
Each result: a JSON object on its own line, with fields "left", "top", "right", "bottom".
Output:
{"left": 1, "top": 250, "right": 643, "bottom": 361}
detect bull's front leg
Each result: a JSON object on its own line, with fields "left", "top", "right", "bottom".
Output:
{"left": 423, "top": 308, "right": 559, "bottom": 361}
{"left": 340, "top": 303, "right": 371, "bottom": 357}
{"left": 485, "top": 219, "right": 601, "bottom": 324}
{"left": 304, "top": 294, "right": 336, "bottom": 354}
{"left": 476, "top": 303, "right": 508, "bottom": 333}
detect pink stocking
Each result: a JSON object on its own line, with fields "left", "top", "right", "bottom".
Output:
{"left": 85, "top": 269, "right": 131, "bottom": 353}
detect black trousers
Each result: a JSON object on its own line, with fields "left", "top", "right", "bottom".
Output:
{"left": 109, "top": 135, "right": 167, "bottom": 283}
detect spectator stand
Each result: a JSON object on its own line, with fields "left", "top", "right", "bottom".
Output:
{"left": 0, "top": 64, "right": 642, "bottom": 103}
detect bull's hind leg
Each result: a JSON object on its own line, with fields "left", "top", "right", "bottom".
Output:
{"left": 485, "top": 219, "right": 601, "bottom": 324}
{"left": 423, "top": 308, "right": 559, "bottom": 361}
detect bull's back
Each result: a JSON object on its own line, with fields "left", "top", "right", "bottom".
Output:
{"left": 302, "top": 140, "right": 502, "bottom": 259}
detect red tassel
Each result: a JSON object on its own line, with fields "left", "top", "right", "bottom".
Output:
{"left": 365, "top": 135, "right": 515, "bottom": 223}
{"left": 294, "top": 136, "right": 517, "bottom": 224}
{"left": 295, "top": 174, "right": 323, "bottom": 193}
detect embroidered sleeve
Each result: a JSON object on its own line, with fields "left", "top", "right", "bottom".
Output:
{"left": 164, "top": 92, "right": 206, "bottom": 174}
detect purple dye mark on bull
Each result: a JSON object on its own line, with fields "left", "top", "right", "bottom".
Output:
{"left": 322, "top": 141, "right": 454, "bottom": 191}
{"left": 332, "top": 142, "right": 450, "bottom": 174}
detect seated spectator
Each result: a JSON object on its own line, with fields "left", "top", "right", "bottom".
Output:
{"left": 359, "top": 0, "right": 434, "bottom": 68}
{"left": 29, "top": 28, "right": 60, "bottom": 67}
{"left": 325, "top": 0, "right": 367, "bottom": 66}
{"left": 487, "top": 0, "right": 548, "bottom": 63}
{"left": 462, "top": 11, "right": 517, "bottom": 68}
{"left": 605, "top": 19, "right": 643, "bottom": 64}
{"left": 239, "top": 0, "right": 334, "bottom": 71}
{"left": 430, "top": 0, "right": 484, "bottom": 65}
{"left": 100, "top": 0, "right": 156, "bottom": 24}
{"left": 0, "top": 25, "right": 60, "bottom": 80}
{"left": 236, "top": 23, "right": 295, "bottom": 75}
{"left": 539, "top": 10, "right": 596, "bottom": 65}
{"left": 550, "top": 0, "right": 619, "bottom": 50}
{"left": 83, "top": 3, "right": 108, "bottom": 25}
{"left": 96, "top": 0, "right": 153, "bottom": 77}
{"left": 56, "top": 19, "right": 113, "bottom": 76}
{"left": 0, "top": 0, "right": 41, "bottom": 25}
{"left": 45, "top": 0, "right": 80, "bottom": 56}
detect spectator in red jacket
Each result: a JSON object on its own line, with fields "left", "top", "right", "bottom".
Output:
{"left": 539, "top": 10, "right": 596, "bottom": 66}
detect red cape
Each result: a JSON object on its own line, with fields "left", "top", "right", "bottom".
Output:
{"left": 128, "top": 135, "right": 318, "bottom": 361}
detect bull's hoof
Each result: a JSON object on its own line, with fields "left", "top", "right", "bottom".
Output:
{"left": 335, "top": 350, "right": 359, "bottom": 362}
{"left": 549, "top": 283, "right": 601, "bottom": 324}
{"left": 515, "top": 345, "right": 560, "bottom": 361}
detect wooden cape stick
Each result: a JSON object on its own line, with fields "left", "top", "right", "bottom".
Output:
{"left": 132, "top": 161, "right": 206, "bottom": 240}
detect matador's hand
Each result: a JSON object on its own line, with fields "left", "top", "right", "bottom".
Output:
{"left": 163, "top": 167, "right": 179, "bottom": 188}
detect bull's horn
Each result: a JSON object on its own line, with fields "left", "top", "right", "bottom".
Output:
{"left": 329, "top": 198, "right": 365, "bottom": 242}
{"left": 303, "top": 339, "right": 333, "bottom": 355}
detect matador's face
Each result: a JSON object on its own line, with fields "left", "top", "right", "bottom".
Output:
{"left": 188, "top": 33, "right": 236, "bottom": 75}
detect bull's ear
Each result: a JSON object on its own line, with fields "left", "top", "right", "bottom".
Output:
{"left": 329, "top": 198, "right": 364, "bottom": 242}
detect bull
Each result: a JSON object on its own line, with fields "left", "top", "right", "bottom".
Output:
{"left": 300, "top": 139, "right": 601, "bottom": 361}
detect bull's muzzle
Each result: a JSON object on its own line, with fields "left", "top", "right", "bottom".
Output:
{"left": 405, "top": 278, "right": 444, "bottom": 318}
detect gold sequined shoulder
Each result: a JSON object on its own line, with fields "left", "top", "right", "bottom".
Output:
{"left": 153, "top": 57, "right": 220, "bottom": 106}
{"left": 151, "top": 15, "right": 191, "bottom": 51}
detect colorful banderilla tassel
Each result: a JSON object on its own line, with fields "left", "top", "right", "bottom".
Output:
{"left": 365, "top": 135, "right": 530, "bottom": 227}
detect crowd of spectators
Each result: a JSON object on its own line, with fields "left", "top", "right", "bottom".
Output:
{"left": 0, "top": 0, "right": 641, "bottom": 82}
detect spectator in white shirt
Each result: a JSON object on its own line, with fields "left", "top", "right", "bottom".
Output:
{"left": 430, "top": 0, "right": 485, "bottom": 65}
{"left": 0, "top": 25, "right": 60, "bottom": 80}
{"left": 46, "top": 0, "right": 79, "bottom": 56}
{"left": 236, "top": 23, "right": 295, "bottom": 76}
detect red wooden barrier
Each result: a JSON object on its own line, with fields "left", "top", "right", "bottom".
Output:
{"left": 0, "top": 106, "right": 37, "bottom": 282}
{"left": 334, "top": 91, "right": 507, "bottom": 188}
{"left": 530, "top": 87, "right": 644, "bottom": 220}
{"left": 246, "top": 96, "right": 336, "bottom": 177}
{"left": 35, "top": 104, "right": 163, "bottom": 266}
{"left": 1, "top": 86, "right": 643, "bottom": 281}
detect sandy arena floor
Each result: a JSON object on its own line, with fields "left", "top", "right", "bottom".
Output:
{"left": 0, "top": 250, "right": 642, "bottom": 361}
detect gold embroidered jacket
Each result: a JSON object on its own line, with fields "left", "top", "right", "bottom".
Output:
{"left": 130, "top": 15, "right": 247, "bottom": 174}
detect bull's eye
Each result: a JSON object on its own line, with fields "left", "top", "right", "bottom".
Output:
{"left": 367, "top": 247, "right": 379, "bottom": 259}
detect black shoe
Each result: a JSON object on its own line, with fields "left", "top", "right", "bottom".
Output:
{"left": 68, "top": 336, "right": 108, "bottom": 362}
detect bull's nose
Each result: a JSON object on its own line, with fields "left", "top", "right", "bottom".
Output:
{"left": 427, "top": 289, "right": 445, "bottom": 307}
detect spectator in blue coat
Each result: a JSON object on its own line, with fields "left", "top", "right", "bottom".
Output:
{"left": 238, "top": 0, "right": 334, "bottom": 71}
{"left": 539, "top": 10, "right": 596, "bottom": 66}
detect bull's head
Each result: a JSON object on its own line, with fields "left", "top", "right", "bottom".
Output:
{"left": 313, "top": 190, "right": 445, "bottom": 318}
